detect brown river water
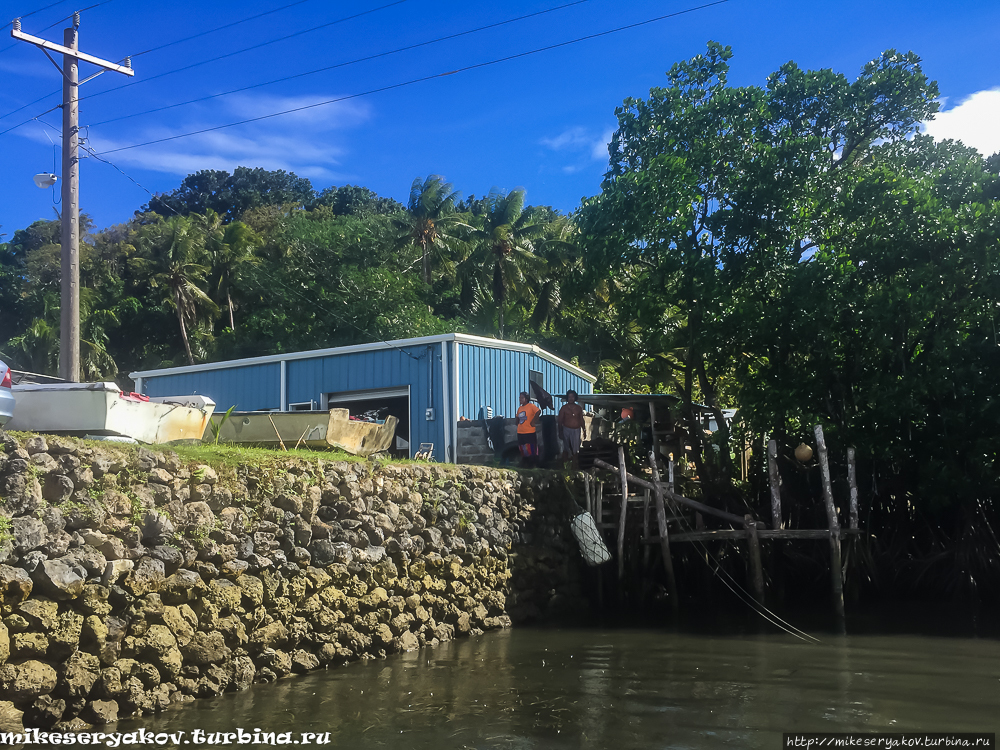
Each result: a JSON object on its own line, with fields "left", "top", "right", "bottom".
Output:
{"left": 115, "top": 622, "right": 1000, "bottom": 749}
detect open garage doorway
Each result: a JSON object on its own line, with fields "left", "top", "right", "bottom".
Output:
{"left": 322, "top": 386, "right": 410, "bottom": 458}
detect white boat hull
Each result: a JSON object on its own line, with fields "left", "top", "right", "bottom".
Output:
{"left": 8, "top": 383, "right": 215, "bottom": 444}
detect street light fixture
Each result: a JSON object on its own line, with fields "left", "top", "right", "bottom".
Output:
{"left": 33, "top": 173, "right": 58, "bottom": 189}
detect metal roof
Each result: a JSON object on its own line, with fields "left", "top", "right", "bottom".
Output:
{"left": 130, "top": 332, "right": 596, "bottom": 384}
{"left": 574, "top": 393, "right": 712, "bottom": 411}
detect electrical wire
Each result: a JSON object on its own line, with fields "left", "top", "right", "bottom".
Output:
{"left": 75, "top": 0, "right": 410, "bottom": 107}
{"left": 1, "top": 0, "right": 73, "bottom": 33}
{"left": 0, "top": 0, "right": 328, "bottom": 121}
{"left": 92, "top": 0, "right": 730, "bottom": 157}
{"left": 0, "top": 104, "right": 60, "bottom": 138}
{"left": 654, "top": 467, "right": 823, "bottom": 643}
{"left": 88, "top": 0, "right": 593, "bottom": 128}
{"left": 127, "top": 0, "right": 320, "bottom": 59}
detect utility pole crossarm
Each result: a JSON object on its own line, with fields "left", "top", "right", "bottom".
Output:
{"left": 10, "top": 27, "right": 135, "bottom": 76}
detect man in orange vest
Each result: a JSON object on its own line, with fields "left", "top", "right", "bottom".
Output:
{"left": 516, "top": 391, "right": 541, "bottom": 467}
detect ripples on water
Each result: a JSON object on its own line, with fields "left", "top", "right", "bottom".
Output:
{"left": 122, "top": 626, "right": 1000, "bottom": 748}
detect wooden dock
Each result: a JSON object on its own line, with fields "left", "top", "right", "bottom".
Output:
{"left": 586, "top": 424, "right": 859, "bottom": 632}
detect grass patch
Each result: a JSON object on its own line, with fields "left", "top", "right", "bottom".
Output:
{"left": 170, "top": 442, "right": 360, "bottom": 469}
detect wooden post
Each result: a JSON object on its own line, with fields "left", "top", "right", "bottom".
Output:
{"left": 596, "top": 480, "right": 603, "bottom": 524}
{"left": 745, "top": 513, "right": 765, "bottom": 604}
{"left": 642, "top": 489, "right": 651, "bottom": 540}
{"left": 667, "top": 456, "right": 674, "bottom": 493}
{"left": 768, "top": 439, "right": 781, "bottom": 530}
{"left": 650, "top": 451, "right": 679, "bottom": 612}
{"left": 584, "top": 474, "right": 592, "bottom": 519}
{"left": 814, "top": 424, "right": 846, "bottom": 633}
{"left": 617, "top": 445, "right": 629, "bottom": 582}
{"left": 642, "top": 488, "right": 652, "bottom": 567}
{"left": 847, "top": 447, "right": 859, "bottom": 530}
{"left": 648, "top": 400, "right": 662, "bottom": 467}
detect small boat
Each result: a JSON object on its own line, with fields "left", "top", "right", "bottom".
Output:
{"left": 209, "top": 408, "right": 398, "bottom": 457}
{"left": 325, "top": 408, "right": 398, "bottom": 457}
{"left": 8, "top": 382, "right": 216, "bottom": 444}
{"left": 208, "top": 410, "right": 331, "bottom": 449}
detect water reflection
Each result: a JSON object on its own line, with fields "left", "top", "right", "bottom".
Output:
{"left": 119, "top": 629, "right": 1000, "bottom": 748}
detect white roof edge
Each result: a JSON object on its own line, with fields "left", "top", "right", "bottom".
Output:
{"left": 130, "top": 332, "right": 596, "bottom": 384}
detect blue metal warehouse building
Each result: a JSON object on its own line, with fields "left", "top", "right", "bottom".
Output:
{"left": 130, "top": 333, "right": 595, "bottom": 462}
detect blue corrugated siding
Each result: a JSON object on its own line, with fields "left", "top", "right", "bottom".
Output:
{"left": 142, "top": 363, "right": 281, "bottom": 412}
{"left": 457, "top": 343, "right": 593, "bottom": 421}
{"left": 286, "top": 345, "right": 444, "bottom": 458}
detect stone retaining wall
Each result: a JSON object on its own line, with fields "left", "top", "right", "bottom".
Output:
{"left": 0, "top": 430, "right": 589, "bottom": 732}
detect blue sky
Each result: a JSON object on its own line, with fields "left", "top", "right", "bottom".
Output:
{"left": 1, "top": 0, "right": 999, "bottom": 235}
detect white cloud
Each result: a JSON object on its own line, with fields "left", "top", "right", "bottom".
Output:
{"left": 21, "top": 93, "right": 371, "bottom": 180}
{"left": 541, "top": 126, "right": 613, "bottom": 161}
{"left": 540, "top": 125, "right": 614, "bottom": 174}
{"left": 922, "top": 88, "right": 1000, "bottom": 156}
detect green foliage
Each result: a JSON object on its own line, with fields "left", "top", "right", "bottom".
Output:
{"left": 209, "top": 405, "right": 237, "bottom": 446}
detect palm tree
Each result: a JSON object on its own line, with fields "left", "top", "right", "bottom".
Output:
{"left": 134, "top": 216, "right": 218, "bottom": 365}
{"left": 458, "top": 187, "right": 544, "bottom": 338}
{"left": 200, "top": 210, "right": 260, "bottom": 332}
{"left": 394, "top": 176, "right": 465, "bottom": 284}
{"left": 529, "top": 214, "right": 582, "bottom": 332}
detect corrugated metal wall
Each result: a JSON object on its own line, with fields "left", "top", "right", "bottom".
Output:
{"left": 143, "top": 363, "right": 281, "bottom": 412}
{"left": 457, "top": 343, "right": 593, "bottom": 421}
{"left": 286, "top": 344, "right": 444, "bottom": 456}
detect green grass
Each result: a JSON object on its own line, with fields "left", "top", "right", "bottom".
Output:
{"left": 170, "top": 442, "right": 361, "bottom": 469}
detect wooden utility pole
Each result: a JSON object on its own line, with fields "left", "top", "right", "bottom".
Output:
{"left": 11, "top": 16, "right": 134, "bottom": 382}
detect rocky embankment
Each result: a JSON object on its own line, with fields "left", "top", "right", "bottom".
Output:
{"left": 0, "top": 430, "right": 588, "bottom": 732}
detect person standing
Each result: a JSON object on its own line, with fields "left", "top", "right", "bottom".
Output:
{"left": 516, "top": 391, "right": 541, "bottom": 467}
{"left": 558, "top": 389, "right": 586, "bottom": 467}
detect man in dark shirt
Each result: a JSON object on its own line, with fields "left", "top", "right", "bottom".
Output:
{"left": 558, "top": 390, "right": 586, "bottom": 467}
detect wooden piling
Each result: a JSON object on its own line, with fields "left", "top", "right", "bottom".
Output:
{"left": 642, "top": 488, "right": 652, "bottom": 568}
{"left": 847, "top": 447, "right": 859, "bottom": 530}
{"left": 767, "top": 439, "right": 782, "bottom": 530}
{"left": 745, "top": 513, "right": 765, "bottom": 604}
{"left": 650, "top": 451, "right": 679, "bottom": 612}
{"left": 596, "top": 480, "right": 603, "bottom": 524}
{"left": 616, "top": 445, "right": 629, "bottom": 582}
{"left": 584, "top": 474, "right": 592, "bottom": 519}
{"left": 814, "top": 424, "right": 846, "bottom": 633}
{"left": 648, "top": 400, "right": 662, "bottom": 467}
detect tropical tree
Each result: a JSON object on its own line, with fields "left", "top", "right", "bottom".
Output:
{"left": 578, "top": 42, "right": 941, "bottom": 499}
{"left": 133, "top": 216, "right": 218, "bottom": 365}
{"left": 457, "top": 187, "right": 544, "bottom": 338}
{"left": 394, "top": 175, "right": 464, "bottom": 284}
{"left": 200, "top": 210, "right": 260, "bottom": 332}
{"left": 146, "top": 167, "right": 316, "bottom": 222}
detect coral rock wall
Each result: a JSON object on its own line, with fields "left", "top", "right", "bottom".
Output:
{"left": 0, "top": 430, "right": 587, "bottom": 732}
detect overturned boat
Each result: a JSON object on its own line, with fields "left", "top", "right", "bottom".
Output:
{"left": 208, "top": 410, "right": 331, "bottom": 449}
{"left": 7, "top": 382, "right": 215, "bottom": 444}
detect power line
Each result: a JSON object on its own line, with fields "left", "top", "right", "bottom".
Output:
{"left": 95, "top": 0, "right": 730, "bottom": 157}
{"left": 89, "top": 0, "right": 592, "bottom": 128}
{"left": 128, "top": 0, "right": 320, "bottom": 59}
{"left": 1, "top": 0, "right": 73, "bottom": 32}
{"left": 75, "top": 0, "right": 410, "bottom": 107}
{"left": 0, "top": 104, "right": 61, "bottom": 138}
{"left": 0, "top": 0, "right": 326, "bottom": 121}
